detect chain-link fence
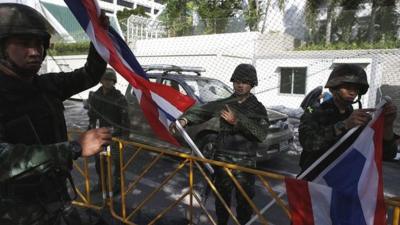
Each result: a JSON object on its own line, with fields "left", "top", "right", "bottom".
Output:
{"left": 42, "top": 0, "right": 400, "bottom": 143}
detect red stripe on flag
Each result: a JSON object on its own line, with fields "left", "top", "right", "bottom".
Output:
{"left": 139, "top": 92, "right": 180, "bottom": 145}
{"left": 371, "top": 114, "right": 387, "bottom": 225}
{"left": 285, "top": 178, "right": 315, "bottom": 225}
{"left": 149, "top": 82, "right": 196, "bottom": 112}
{"left": 79, "top": 0, "right": 195, "bottom": 145}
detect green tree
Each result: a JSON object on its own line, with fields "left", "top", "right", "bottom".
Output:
{"left": 243, "top": 0, "right": 261, "bottom": 31}
{"left": 117, "top": 7, "right": 149, "bottom": 21}
{"left": 368, "top": 0, "right": 398, "bottom": 43}
{"left": 305, "top": 0, "right": 342, "bottom": 44}
{"left": 332, "top": 0, "right": 363, "bottom": 43}
{"left": 305, "top": 0, "right": 399, "bottom": 47}
{"left": 159, "top": 0, "right": 194, "bottom": 36}
{"left": 195, "top": 0, "right": 242, "bottom": 34}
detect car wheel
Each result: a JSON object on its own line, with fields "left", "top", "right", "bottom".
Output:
{"left": 197, "top": 133, "right": 217, "bottom": 159}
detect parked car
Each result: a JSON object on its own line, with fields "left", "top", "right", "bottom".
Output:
{"left": 125, "top": 64, "right": 293, "bottom": 161}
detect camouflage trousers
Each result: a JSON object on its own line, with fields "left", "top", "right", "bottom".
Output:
{"left": 214, "top": 152, "right": 256, "bottom": 225}
{"left": 0, "top": 198, "right": 81, "bottom": 225}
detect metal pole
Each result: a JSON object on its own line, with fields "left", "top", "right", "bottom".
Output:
{"left": 174, "top": 121, "right": 214, "bottom": 174}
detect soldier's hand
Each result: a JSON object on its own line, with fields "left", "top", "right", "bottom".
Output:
{"left": 221, "top": 105, "right": 237, "bottom": 125}
{"left": 383, "top": 101, "right": 397, "bottom": 127}
{"left": 170, "top": 119, "right": 187, "bottom": 134}
{"left": 99, "top": 10, "right": 110, "bottom": 30}
{"left": 79, "top": 128, "right": 112, "bottom": 157}
{"left": 344, "top": 108, "right": 375, "bottom": 129}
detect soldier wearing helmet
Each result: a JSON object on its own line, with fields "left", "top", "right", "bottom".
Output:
{"left": 87, "top": 68, "right": 129, "bottom": 195}
{"left": 175, "top": 64, "right": 269, "bottom": 225}
{"left": 0, "top": 3, "right": 112, "bottom": 224}
{"left": 298, "top": 64, "right": 398, "bottom": 175}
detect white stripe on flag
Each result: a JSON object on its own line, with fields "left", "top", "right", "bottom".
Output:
{"left": 93, "top": 0, "right": 101, "bottom": 16}
{"left": 356, "top": 128, "right": 378, "bottom": 225}
{"left": 115, "top": 48, "right": 134, "bottom": 73}
{"left": 86, "top": 22, "right": 110, "bottom": 61}
{"left": 309, "top": 182, "right": 332, "bottom": 225}
{"left": 132, "top": 87, "right": 142, "bottom": 103}
{"left": 157, "top": 110, "right": 170, "bottom": 129}
{"left": 151, "top": 92, "right": 184, "bottom": 119}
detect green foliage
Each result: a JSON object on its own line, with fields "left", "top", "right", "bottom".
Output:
{"left": 195, "top": 0, "right": 242, "bottom": 34}
{"left": 48, "top": 42, "right": 90, "bottom": 56}
{"left": 296, "top": 38, "right": 400, "bottom": 51}
{"left": 305, "top": 0, "right": 399, "bottom": 46}
{"left": 159, "top": 0, "right": 194, "bottom": 36}
{"left": 243, "top": 0, "right": 262, "bottom": 31}
{"left": 117, "top": 7, "right": 149, "bottom": 21}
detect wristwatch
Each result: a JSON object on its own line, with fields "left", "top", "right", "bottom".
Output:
{"left": 70, "top": 141, "right": 82, "bottom": 159}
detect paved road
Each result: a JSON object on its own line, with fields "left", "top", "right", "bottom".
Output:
{"left": 65, "top": 99, "right": 400, "bottom": 224}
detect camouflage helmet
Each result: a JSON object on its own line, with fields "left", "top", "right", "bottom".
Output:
{"left": 325, "top": 64, "right": 369, "bottom": 95}
{"left": 230, "top": 64, "right": 258, "bottom": 86}
{"left": 102, "top": 68, "right": 117, "bottom": 82}
{"left": 0, "top": 3, "right": 53, "bottom": 50}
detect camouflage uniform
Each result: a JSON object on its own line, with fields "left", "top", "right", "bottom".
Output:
{"left": 299, "top": 98, "right": 398, "bottom": 175}
{"left": 182, "top": 93, "right": 269, "bottom": 225}
{"left": 87, "top": 85, "right": 129, "bottom": 192}
{"left": 0, "top": 43, "right": 106, "bottom": 224}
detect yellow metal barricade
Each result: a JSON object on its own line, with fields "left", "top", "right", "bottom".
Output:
{"left": 69, "top": 132, "right": 400, "bottom": 225}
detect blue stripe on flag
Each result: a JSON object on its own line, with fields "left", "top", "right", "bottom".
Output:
{"left": 324, "top": 149, "right": 367, "bottom": 225}
{"left": 158, "top": 106, "right": 178, "bottom": 122}
{"left": 64, "top": 0, "right": 90, "bottom": 30}
{"left": 108, "top": 27, "right": 147, "bottom": 78}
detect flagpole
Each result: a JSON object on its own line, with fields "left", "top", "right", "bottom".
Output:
{"left": 174, "top": 121, "right": 215, "bottom": 174}
{"left": 298, "top": 96, "right": 390, "bottom": 180}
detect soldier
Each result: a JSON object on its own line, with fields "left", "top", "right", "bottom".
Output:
{"left": 176, "top": 64, "right": 269, "bottom": 225}
{"left": 87, "top": 68, "right": 129, "bottom": 195}
{"left": 0, "top": 3, "right": 112, "bottom": 225}
{"left": 299, "top": 64, "right": 398, "bottom": 175}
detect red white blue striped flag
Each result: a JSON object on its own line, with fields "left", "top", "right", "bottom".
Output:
{"left": 64, "top": 0, "right": 196, "bottom": 145}
{"left": 285, "top": 103, "right": 387, "bottom": 225}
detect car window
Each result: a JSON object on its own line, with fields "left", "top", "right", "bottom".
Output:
{"left": 161, "top": 78, "right": 188, "bottom": 95}
{"left": 185, "top": 79, "right": 233, "bottom": 103}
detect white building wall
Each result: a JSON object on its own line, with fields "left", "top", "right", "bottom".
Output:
{"left": 42, "top": 34, "right": 400, "bottom": 110}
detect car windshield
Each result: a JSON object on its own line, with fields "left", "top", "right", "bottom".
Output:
{"left": 185, "top": 78, "right": 233, "bottom": 103}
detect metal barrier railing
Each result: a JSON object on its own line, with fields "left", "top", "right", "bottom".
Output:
{"left": 70, "top": 135, "right": 400, "bottom": 225}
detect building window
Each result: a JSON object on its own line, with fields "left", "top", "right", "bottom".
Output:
{"left": 143, "top": 6, "right": 151, "bottom": 13}
{"left": 280, "top": 67, "right": 306, "bottom": 94}
{"left": 117, "top": 0, "right": 133, "bottom": 8}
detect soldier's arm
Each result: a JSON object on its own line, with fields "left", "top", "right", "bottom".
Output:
{"left": 0, "top": 126, "right": 111, "bottom": 181}
{"left": 40, "top": 43, "right": 107, "bottom": 101}
{"left": 87, "top": 93, "right": 98, "bottom": 129}
{"left": 0, "top": 138, "right": 77, "bottom": 182}
{"left": 233, "top": 106, "right": 269, "bottom": 142}
{"left": 382, "top": 134, "right": 398, "bottom": 161}
{"left": 298, "top": 111, "right": 337, "bottom": 153}
{"left": 181, "top": 103, "right": 216, "bottom": 125}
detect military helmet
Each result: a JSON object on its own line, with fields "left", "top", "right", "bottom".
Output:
{"left": 230, "top": 64, "right": 258, "bottom": 86}
{"left": 102, "top": 68, "right": 117, "bottom": 82}
{"left": 325, "top": 64, "right": 369, "bottom": 95}
{"left": 0, "top": 3, "right": 53, "bottom": 50}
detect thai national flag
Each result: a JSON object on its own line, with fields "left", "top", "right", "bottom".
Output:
{"left": 64, "top": 0, "right": 196, "bottom": 145}
{"left": 285, "top": 106, "right": 387, "bottom": 225}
